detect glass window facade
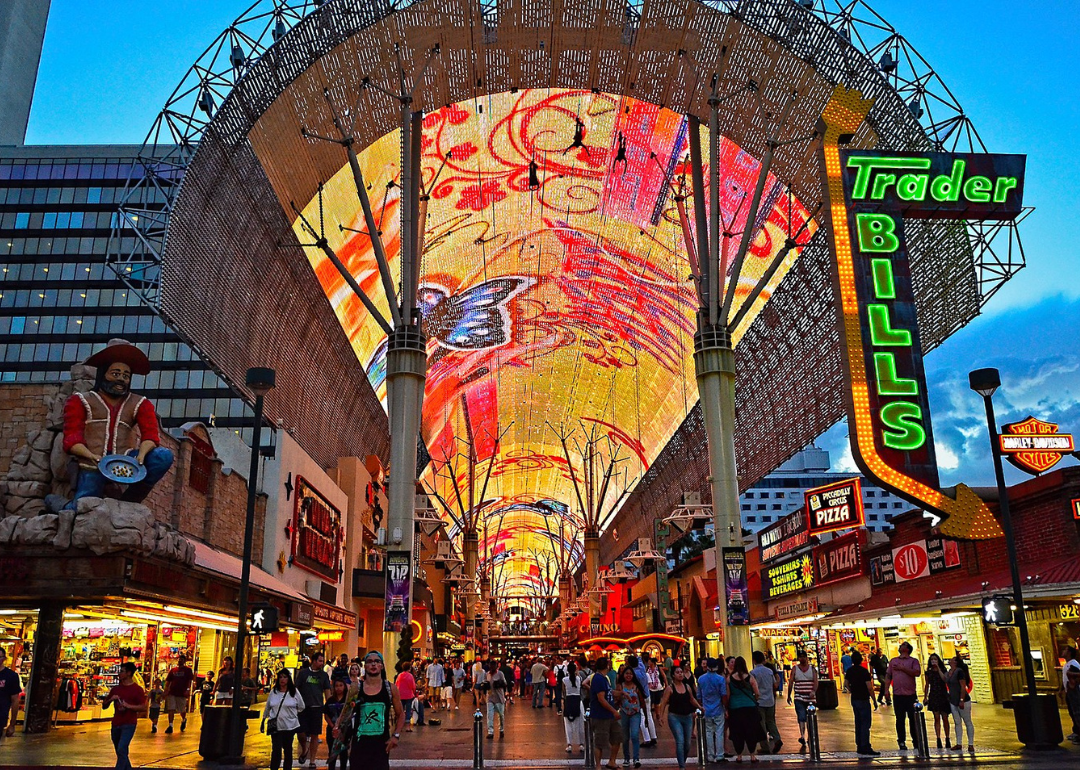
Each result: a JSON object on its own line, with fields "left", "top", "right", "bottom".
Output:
{"left": 0, "top": 150, "right": 251, "bottom": 431}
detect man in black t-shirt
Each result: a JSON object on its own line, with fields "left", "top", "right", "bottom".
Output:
{"left": 845, "top": 651, "right": 879, "bottom": 756}
{"left": 0, "top": 650, "right": 22, "bottom": 741}
{"left": 297, "top": 652, "right": 332, "bottom": 768}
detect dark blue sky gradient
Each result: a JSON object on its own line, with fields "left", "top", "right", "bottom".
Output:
{"left": 24, "top": 1, "right": 1080, "bottom": 484}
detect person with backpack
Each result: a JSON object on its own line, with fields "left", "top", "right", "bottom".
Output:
{"left": 945, "top": 656, "right": 975, "bottom": 753}
{"left": 338, "top": 652, "right": 405, "bottom": 770}
{"left": 264, "top": 670, "right": 306, "bottom": 770}
{"left": 562, "top": 661, "right": 585, "bottom": 754}
{"left": 727, "top": 656, "right": 764, "bottom": 763}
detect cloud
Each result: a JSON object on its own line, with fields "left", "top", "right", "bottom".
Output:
{"left": 814, "top": 294, "right": 1080, "bottom": 487}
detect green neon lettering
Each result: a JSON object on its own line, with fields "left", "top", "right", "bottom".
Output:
{"left": 930, "top": 159, "right": 965, "bottom": 202}
{"left": 870, "top": 259, "right": 896, "bottom": 299}
{"left": 993, "top": 177, "right": 1018, "bottom": 203}
{"left": 868, "top": 305, "right": 912, "bottom": 346}
{"left": 963, "top": 176, "right": 992, "bottom": 203}
{"left": 874, "top": 353, "right": 918, "bottom": 396}
{"left": 870, "top": 173, "right": 897, "bottom": 200}
{"left": 847, "top": 156, "right": 931, "bottom": 200}
{"left": 880, "top": 402, "right": 927, "bottom": 450}
{"left": 856, "top": 213, "right": 899, "bottom": 253}
{"left": 895, "top": 173, "right": 928, "bottom": 201}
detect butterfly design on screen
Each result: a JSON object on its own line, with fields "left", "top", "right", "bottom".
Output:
{"left": 419, "top": 277, "right": 532, "bottom": 353}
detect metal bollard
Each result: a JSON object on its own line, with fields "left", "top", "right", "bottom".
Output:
{"left": 584, "top": 709, "right": 595, "bottom": 769}
{"left": 695, "top": 709, "right": 707, "bottom": 766}
{"left": 473, "top": 709, "right": 484, "bottom": 769}
{"left": 805, "top": 703, "right": 822, "bottom": 762}
{"left": 911, "top": 702, "right": 930, "bottom": 759}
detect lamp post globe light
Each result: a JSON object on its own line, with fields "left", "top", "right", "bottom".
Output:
{"left": 225, "top": 367, "right": 276, "bottom": 762}
{"left": 968, "top": 367, "right": 1057, "bottom": 749}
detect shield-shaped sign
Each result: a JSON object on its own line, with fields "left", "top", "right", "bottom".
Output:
{"left": 999, "top": 416, "right": 1075, "bottom": 475}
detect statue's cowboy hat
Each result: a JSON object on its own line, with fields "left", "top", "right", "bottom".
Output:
{"left": 84, "top": 338, "right": 151, "bottom": 376}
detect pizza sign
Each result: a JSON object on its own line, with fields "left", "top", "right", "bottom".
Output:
{"left": 999, "top": 416, "right": 1074, "bottom": 475}
{"left": 806, "top": 478, "right": 865, "bottom": 536}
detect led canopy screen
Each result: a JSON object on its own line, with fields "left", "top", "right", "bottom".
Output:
{"left": 292, "top": 89, "right": 815, "bottom": 599}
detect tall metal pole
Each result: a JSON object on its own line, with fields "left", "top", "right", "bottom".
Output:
{"left": 225, "top": 369, "right": 272, "bottom": 762}
{"left": 382, "top": 106, "right": 428, "bottom": 666}
{"left": 979, "top": 392, "right": 1047, "bottom": 746}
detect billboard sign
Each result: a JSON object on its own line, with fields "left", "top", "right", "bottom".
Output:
{"left": 818, "top": 86, "right": 1021, "bottom": 540}
{"left": 813, "top": 529, "right": 866, "bottom": 587}
{"left": 806, "top": 478, "right": 865, "bottom": 536}
{"left": 291, "top": 477, "right": 344, "bottom": 582}
{"left": 722, "top": 548, "right": 750, "bottom": 626}
{"left": 383, "top": 552, "right": 411, "bottom": 632}
{"left": 758, "top": 508, "right": 810, "bottom": 563}
{"left": 763, "top": 553, "right": 815, "bottom": 600}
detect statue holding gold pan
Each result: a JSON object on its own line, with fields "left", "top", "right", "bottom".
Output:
{"left": 61, "top": 339, "right": 174, "bottom": 508}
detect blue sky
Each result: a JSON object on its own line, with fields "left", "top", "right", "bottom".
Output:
{"left": 24, "top": 0, "right": 1079, "bottom": 486}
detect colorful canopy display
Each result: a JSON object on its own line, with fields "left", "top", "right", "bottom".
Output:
{"left": 294, "top": 89, "right": 815, "bottom": 600}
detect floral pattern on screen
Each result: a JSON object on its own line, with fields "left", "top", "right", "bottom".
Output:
{"left": 294, "top": 89, "right": 815, "bottom": 599}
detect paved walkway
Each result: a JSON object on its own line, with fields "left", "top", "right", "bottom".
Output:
{"left": 0, "top": 696, "right": 1075, "bottom": 768}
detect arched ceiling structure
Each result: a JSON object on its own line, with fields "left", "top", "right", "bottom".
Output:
{"left": 120, "top": 0, "right": 1016, "bottom": 603}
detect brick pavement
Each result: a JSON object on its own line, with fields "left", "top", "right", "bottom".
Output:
{"left": 0, "top": 695, "right": 1075, "bottom": 768}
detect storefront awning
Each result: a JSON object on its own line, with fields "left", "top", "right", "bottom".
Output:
{"left": 192, "top": 541, "right": 308, "bottom": 602}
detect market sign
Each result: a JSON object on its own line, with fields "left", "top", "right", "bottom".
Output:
{"left": 819, "top": 86, "right": 1021, "bottom": 541}
{"left": 722, "top": 547, "right": 750, "bottom": 626}
{"left": 813, "top": 529, "right": 866, "bottom": 587}
{"left": 763, "top": 553, "right": 814, "bottom": 600}
{"left": 758, "top": 508, "right": 809, "bottom": 563}
{"left": 999, "top": 417, "right": 1075, "bottom": 475}
{"left": 756, "top": 627, "right": 806, "bottom": 638}
{"left": 291, "top": 477, "right": 344, "bottom": 582}
{"left": 806, "top": 478, "right": 865, "bottom": 536}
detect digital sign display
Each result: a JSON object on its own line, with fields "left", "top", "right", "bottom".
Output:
{"left": 818, "top": 86, "right": 1019, "bottom": 540}
{"left": 757, "top": 508, "right": 809, "bottom": 563}
{"left": 293, "top": 89, "right": 817, "bottom": 597}
{"left": 762, "top": 552, "right": 815, "bottom": 600}
{"left": 805, "top": 478, "right": 864, "bottom": 536}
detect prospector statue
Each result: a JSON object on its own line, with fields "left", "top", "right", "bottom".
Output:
{"left": 61, "top": 339, "right": 174, "bottom": 508}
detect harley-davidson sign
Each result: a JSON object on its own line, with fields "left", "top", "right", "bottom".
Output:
{"left": 999, "top": 416, "right": 1074, "bottom": 475}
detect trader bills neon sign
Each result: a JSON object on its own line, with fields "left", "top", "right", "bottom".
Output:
{"left": 818, "top": 86, "right": 1026, "bottom": 540}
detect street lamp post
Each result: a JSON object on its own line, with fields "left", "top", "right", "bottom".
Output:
{"left": 225, "top": 366, "right": 276, "bottom": 762}
{"left": 969, "top": 367, "right": 1048, "bottom": 748}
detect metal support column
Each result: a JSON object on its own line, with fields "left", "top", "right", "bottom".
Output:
{"left": 694, "top": 322, "right": 749, "bottom": 660}
{"left": 383, "top": 325, "right": 427, "bottom": 665}
{"left": 584, "top": 531, "right": 601, "bottom": 623}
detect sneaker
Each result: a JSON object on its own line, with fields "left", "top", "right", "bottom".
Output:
{"left": 180, "top": 720, "right": 187, "bottom": 732}
{"left": 798, "top": 738, "right": 805, "bottom": 746}
{"left": 622, "top": 761, "right": 631, "bottom": 767}
{"left": 772, "top": 740, "right": 783, "bottom": 753}
{"left": 165, "top": 725, "right": 173, "bottom": 734}
{"left": 566, "top": 744, "right": 572, "bottom": 753}
{"left": 865, "top": 749, "right": 881, "bottom": 757}
{"left": 898, "top": 742, "right": 908, "bottom": 750}
{"left": 950, "top": 745, "right": 963, "bottom": 752}
{"left": 151, "top": 726, "right": 158, "bottom": 733}
{"left": 487, "top": 733, "right": 494, "bottom": 740}
{"left": 635, "top": 762, "right": 641, "bottom": 768}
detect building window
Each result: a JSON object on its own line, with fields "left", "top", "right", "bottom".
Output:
{"left": 747, "top": 516, "right": 756, "bottom": 523}
{"left": 756, "top": 504, "right": 766, "bottom": 511}
{"left": 866, "top": 491, "right": 875, "bottom": 498}
{"left": 741, "top": 504, "right": 750, "bottom": 511}
{"left": 188, "top": 448, "right": 213, "bottom": 494}
{"left": 893, "top": 503, "right": 903, "bottom": 508}
{"left": 746, "top": 492, "right": 754, "bottom": 499}
{"left": 772, "top": 504, "right": 782, "bottom": 510}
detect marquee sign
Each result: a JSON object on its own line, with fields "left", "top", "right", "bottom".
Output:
{"left": 292, "top": 477, "right": 343, "bottom": 582}
{"left": 1072, "top": 499, "right": 1080, "bottom": 521}
{"left": 999, "top": 416, "right": 1074, "bottom": 475}
{"left": 813, "top": 529, "right": 866, "bottom": 587}
{"left": 758, "top": 508, "right": 810, "bottom": 563}
{"left": 763, "top": 552, "right": 815, "bottom": 600}
{"left": 818, "top": 86, "right": 1024, "bottom": 541}
{"left": 806, "top": 478, "right": 865, "bottom": 536}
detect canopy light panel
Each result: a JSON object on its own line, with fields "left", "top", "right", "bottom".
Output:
{"left": 294, "top": 89, "right": 815, "bottom": 598}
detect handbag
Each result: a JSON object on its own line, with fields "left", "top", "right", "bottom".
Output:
{"left": 263, "top": 693, "right": 286, "bottom": 734}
